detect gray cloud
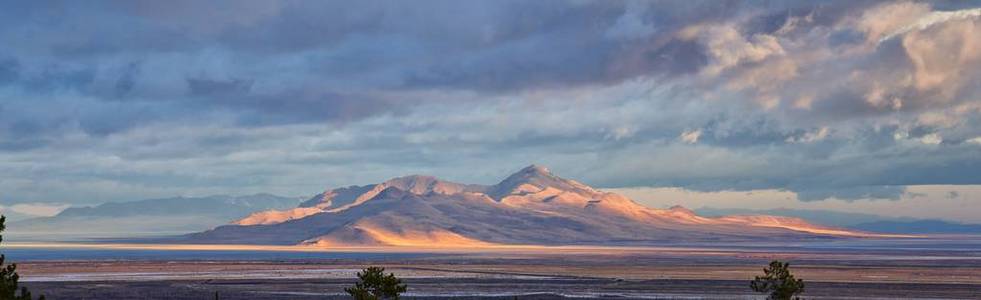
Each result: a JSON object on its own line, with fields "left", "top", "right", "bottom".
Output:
{"left": 0, "top": 58, "right": 19, "bottom": 84}
{"left": 0, "top": 0, "right": 980, "bottom": 207}
{"left": 186, "top": 77, "right": 253, "bottom": 96}
{"left": 794, "top": 186, "right": 907, "bottom": 202}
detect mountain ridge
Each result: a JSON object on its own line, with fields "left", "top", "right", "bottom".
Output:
{"left": 10, "top": 194, "right": 303, "bottom": 240}
{"left": 189, "top": 165, "right": 893, "bottom": 247}
{"left": 188, "top": 165, "right": 894, "bottom": 247}
{"left": 694, "top": 207, "right": 981, "bottom": 234}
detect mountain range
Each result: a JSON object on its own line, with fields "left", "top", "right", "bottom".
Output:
{"left": 186, "top": 165, "right": 881, "bottom": 247}
{"left": 0, "top": 208, "right": 37, "bottom": 223}
{"left": 695, "top": 207, "right": 981, "bottom": 234}
{"left": 10, "top": 194, "right": 302, "bottom": 240}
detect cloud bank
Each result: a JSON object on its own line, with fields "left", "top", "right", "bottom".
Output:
{"left": 0, "top": 1, "right": 979, "bottom": 213}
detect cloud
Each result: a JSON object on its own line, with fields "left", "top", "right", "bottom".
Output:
{"left": 679, "top": 23, "right": 785, "bottom": 77}
{"left": 901, "top": 17, "right": 981, "bottom": 96}
{"left": 879, "top": 7, "right": 981, "bottom": 44}
{"left": 920, "top": 133, "right": 943, "bottom": 145}
{"left": 0, "top": 1, "right": 979, "bottom": 207}
{"left": 186, "top": 77, "right": 254, "bottom": 96}
{"left": 856, "top": 2, "right": 932, "bottom": 45}
{"left": 794, "top": 185, "right": 907, "bottom": 202}
{"left": 0, "top": 58, "right": 19, "bottom": 84}
{"left": 604, "top": 1, "right": 656, "bottom": 40}
{"left": 679, "top": 129, "right": 702, "bottom": 144}
{"left": 785, "top": 127, "right": 830, "bottom": 143}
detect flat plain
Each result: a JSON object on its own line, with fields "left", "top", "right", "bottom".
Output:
{"left": 12, "top": 238, "right": 981, "bottom": 299}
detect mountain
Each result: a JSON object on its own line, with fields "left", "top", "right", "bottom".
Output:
{"left": 10, "top": 194, "right": 302, "bottom": 240}
{"left": 0, "top": 208, "right": 38, "bottom": 223}
{"left": 235, "top": 175, "right": 484, "bottom": 226}
{"left": 187, "top": 165, "right": 882, "bottom": 247}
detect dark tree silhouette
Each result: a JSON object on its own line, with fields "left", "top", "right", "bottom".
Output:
{"left": 345, "top": 266, "right": 407, "bottom": 300}
{"left": 750, "top": 260, "right": 804, "bottom": 300}
{"left": 0, "top": 215, "right": 44, "bottom": 300}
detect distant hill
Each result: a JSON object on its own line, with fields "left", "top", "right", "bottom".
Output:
{"left": 10, "top": 194, "right": 302, "bottom": 240}
{"left": 851, "top": 220, "right": 981, "bottom": 234}
{"left": 694, "top": 207, "right": 909, "bottom": 227}
{"left": 695, "top": 207, "right": 980, "bottom": 234}
{"left": 0, "top": 209, "right": 37, "bottom": 222}
{"left": 186, "top": 165, "right": 880, "bottom": 247}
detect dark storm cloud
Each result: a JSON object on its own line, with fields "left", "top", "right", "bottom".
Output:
{"left": 0, "top": 0, "right": 980, "bottom": 207}
{"left": 0, "top": 1, "right": 768, "bottom": 95}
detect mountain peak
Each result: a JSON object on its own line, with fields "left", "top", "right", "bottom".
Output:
{"left": 388, "top": 174, "right": 438, "bottom": 182}
{"left": 382, "top": 174, "right": 438, "bottom": 191}
{"left": 509, "top": 164, "right": 558, "bottom": 182}
{"left": 488, "top": 165, "right": 596, "bottom": 200}
{"left": 380, "top": 174, "right": 484, "bottom": 196}
{"left": 520, "top": 164, "right": 552, "bottom": 176}
{"left": 668, "top": 205, "right": 696, "bottom": 215}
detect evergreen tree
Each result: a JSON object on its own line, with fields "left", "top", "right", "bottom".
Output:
{"left": 0, "top": 215, "right": 44, "bottom": 300}
{"left": 345, "top": 266, "right": 407, "bottom": 300}
{"left": 750, "top": 260, "right": 804, "bottom": 300}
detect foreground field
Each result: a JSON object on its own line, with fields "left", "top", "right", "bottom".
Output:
{"left": 13, "top": 238, "right": 981, "bottom": 299}
{"left": 22, "top": 277, "right": 981, "bottom": 299}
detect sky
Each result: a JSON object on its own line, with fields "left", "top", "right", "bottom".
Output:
{"left": 0, "top": 1, "right": 980, "bottom": 222}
